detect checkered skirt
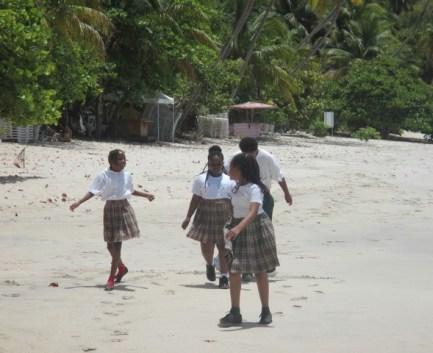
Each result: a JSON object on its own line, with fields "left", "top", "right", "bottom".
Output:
{"left": 187, "top": 198, "right": 232, "bottom": 244}
{"left": 103, "top": 199, "right": 140, "bottom": 243}
{"left": 229, "top": 213, "right": 279, "bottom": 273}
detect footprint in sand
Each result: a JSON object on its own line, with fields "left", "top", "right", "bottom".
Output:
{"left": 103, "top": 312, "right": 119, "bottom": 317}
{"left": 82, "top": 347, "right": 97, "bottom": 352}
{"left": 112, "top": 330, "right": 128, "bottom": 337}
{"left": 164, "top": 289, "right": 175, "bottom": 295}
{"left": 292, "top": 305, "right": 302, "bottom": 308}
{"left": 122, "top": 295, "right": 135, "bottom": 301}
{"left": 314, "top": 290, "right": 325, "bottom": 294}
{"left": 2, "top": 293, "right": 20, "bottom": 298}
{"left": 3, "top": 280, "right": 20, "bottom": 286}
{"left": 291, "top": 296, "right": 308, "bottom": 301}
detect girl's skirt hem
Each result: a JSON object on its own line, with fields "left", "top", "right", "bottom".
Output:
{"left": 229, "top": 213, "right": 279, "bottom": 273}
{"left": 103, "top": 199, "right": 140, "bottom": 243}
{"left": 186, "top": 198, "right": 231, "bottom": 245}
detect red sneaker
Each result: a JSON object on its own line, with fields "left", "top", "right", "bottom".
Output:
{"left": 105, "top": 278, "right": 115, "bottom": 291}
{"left": 115, "top": 266, "right": 128, "bottom": 283}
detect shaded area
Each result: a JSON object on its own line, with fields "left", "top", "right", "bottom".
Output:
{"left": 0, "top": 175, "right": 44, "bottom": 185}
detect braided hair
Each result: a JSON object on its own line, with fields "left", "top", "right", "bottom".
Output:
{"left": 230, "top": 153, "right": 268, "bottom": 195}
{"left": 200, "top": 145, "right": 225, "bottom": 190}
{"left": 201, "top": 145, "right": 224, "bottom": 173}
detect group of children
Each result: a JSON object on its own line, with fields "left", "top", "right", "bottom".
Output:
{"left": 70, "top": 142, "right": 282, "bottom": 326}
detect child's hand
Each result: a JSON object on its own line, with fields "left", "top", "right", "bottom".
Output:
{"left": 226, "top": 227, "right": 240, "bottom": 241}
{"left": 147, "top": 194, "right": 155, "bottom": 202}
{"left": 181, "top": 218, "right": 190, "bottom": 230}
{"left": 69, "top": 202, "right": 80, "bottom": 212}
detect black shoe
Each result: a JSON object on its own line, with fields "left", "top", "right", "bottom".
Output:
{"left": 220, "top": 308, "right": 242, "bottom": 327}
{"left": 218, "top": 276, "right": 229, "bottom": 289}
{"left": 242, "top": 273, "right": 253, "bottom": 282}
{"left": 259, "top": 307, "right": 272, "bottom": 325}
{"left": 206, "top": 264, "right": 216, "bottom": 282}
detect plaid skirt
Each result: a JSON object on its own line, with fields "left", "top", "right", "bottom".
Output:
{"left": 187, "top": 198, "right": 232, "bottom": 245}
{"left": 103, "top": 199, "right": 140, "bottom": 243}
{"left": 229, "top": 213, "right": 279, "bottom": 273}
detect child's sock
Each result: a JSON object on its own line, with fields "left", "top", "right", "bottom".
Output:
{"left": 230, "top": 307, "right": 241, "bottom": 315}
{"left": 108, "top": 275, "right": 115, "bottom": 282}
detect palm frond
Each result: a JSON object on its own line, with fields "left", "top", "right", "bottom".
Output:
{"left": 71, "top": 5, "right": 113, "bottom": 36}
{"left": 191, "top": 29, "right": 219, "bottom": 50}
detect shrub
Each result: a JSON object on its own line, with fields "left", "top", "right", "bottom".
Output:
{"left": 310, "top": 120, "right": 328, "bottom": 137}
{"left": 352, "top": 127, "right": 381, "bottom": 141}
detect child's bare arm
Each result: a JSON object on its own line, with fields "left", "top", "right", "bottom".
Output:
{"left": 132, "top": 190, "right": 155, "bottom": 201}
{"left": 181, "top": 194, "right": 201, "bottom": 229}
{"left": 70, "top": 192, "right": 94, "bottom": 211}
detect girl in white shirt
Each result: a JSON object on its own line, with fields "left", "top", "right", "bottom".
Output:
{"left": 70, "top": 149, "right": 155, "bottom": 291}
{"left": 182, "top": 146, "right": 233, "bottom": 289}
{"left": 220, "top": 153, "right": 279, "bottom": 326}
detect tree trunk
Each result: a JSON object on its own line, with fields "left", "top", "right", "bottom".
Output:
{"left": 96, "top": 94, "right": 103, "bottom": 140}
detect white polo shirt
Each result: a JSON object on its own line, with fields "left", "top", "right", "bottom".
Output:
{"left": 89, "top": 169, "right": 133, "bottom": 201}
{"left": 230, "top": 183, "right": 265, "bottom": 218}
{"left": 191, "top": 173, "right": 234, "bottom": 200}
{"left": 226, "top": 148, "right": 284, "bottom": 190}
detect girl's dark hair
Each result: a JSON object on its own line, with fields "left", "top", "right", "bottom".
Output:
{"left": 201, "top": 145, "right": 225, "bottom": 174}
{"left": 199, "top": 145, "right": 225, "bottom": 189}
{"left": 230, "top": 153, "right": 268, "bottom": 194}
{"left": 108, "top": 149, "right": 124, "bottom": 164}
{"left": 208, "top": 145, "right": 222, "bottom": 154}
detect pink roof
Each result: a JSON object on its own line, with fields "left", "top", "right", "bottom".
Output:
{"left": 230, "top": 101, "right": 276, "bottom": 110}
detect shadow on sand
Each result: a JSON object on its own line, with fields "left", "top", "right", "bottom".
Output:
{"left": 0, "top": 175, "right": 44, "bottom": 184}
{"left": 64, "top": 284, "right": 148, "bottom": 292}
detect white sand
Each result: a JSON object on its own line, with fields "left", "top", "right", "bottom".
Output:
{"left": 1, "top": 136, "right": 433, "bottom": 353}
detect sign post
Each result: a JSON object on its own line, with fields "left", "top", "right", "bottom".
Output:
{"left": 324, "top": 111, "right": 334, "bottom": 136}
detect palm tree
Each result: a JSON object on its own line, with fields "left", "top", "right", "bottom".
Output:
{"left": 322, "top": 2, "right": 395, "bottom": 76}
{"left": 417, "top": 24, "right": 433, "bottom": 83}
{"left": 45, "top": 0, "right": 112, "bottom": 56}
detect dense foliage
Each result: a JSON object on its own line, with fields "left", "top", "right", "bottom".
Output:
{"left": 1, "top": 0, "right": 433, "bottom": 138}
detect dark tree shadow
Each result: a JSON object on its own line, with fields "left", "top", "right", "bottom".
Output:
{"left": 64, "top": 284, "right": 148, "bottom": 291}
{"left": 218, "top": 322, "right": 274, "bottom": 331}
{"left": 0, "top": 175, "right": 44, "bottom": 184}
{"left": 181, "top": 283, "right": 251, "bottom": 291}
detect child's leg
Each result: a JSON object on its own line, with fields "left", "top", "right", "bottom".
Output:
{"left": 229, "top": 272, "right": 241, "bottom": 308}
{"left": 109, "top": 242, "right": 122, "bottom": 278}
{"left": 107, "top": 242, "right": 114, "bottom": 257}
{"left": 255, "top": 272, "right": 269, "bottom": 307}
{"left": 200, "top": 242, "right": 215, "bottom": 265}
{"left": 216, "top": 243, "right": 229, "bottom": 274}
{"left": 107, "top": 243, "right": 125, "bottom": 272}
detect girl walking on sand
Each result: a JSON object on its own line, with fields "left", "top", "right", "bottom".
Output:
{"left": 220, "top": 153, "right": 279, "bottom": 326}
{"left": 70, "top": 149, "right": 155, "bottom": 290}
{"left": 181, "top": 146, "right": 233, "bottom": 289}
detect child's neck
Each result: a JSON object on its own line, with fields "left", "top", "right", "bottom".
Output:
{"left": 238, "top": 178, "right": 249, "bottom": 186}
{"left": 208, "top": 170, "right": 222, "bottom": 177}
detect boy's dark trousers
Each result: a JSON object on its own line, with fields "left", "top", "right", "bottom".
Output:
{"left": 263, "top": 192, "right": 274, "bottom": 220}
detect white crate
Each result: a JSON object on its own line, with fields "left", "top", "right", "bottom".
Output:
{"left": 0, "top": 118, "right": 40, "bottom": 142}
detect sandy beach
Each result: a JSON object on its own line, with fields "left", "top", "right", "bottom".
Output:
{"left": 1, "top": 136, "right": 433, "bottom": 353}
